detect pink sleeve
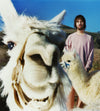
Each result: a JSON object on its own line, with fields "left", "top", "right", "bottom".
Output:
{"left": 85, "top": 37, "right": 94, "bottom": 71}
{"left": 65, "top": 35, "right": 72, "bottom": 51}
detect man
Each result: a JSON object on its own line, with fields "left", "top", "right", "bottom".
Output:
{"left": 65, "top": 15, "right": 94, "bottom": 111}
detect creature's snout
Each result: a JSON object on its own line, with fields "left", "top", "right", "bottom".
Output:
{"left": 24, "top": 33, "right": 60, "bottom": 67}
{"left": 20, "top": 33, "right": 60, "bottom": 86}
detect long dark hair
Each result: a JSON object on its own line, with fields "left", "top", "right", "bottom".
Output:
{"left": 74, "top": 15, "right": 86, "bottom": 29}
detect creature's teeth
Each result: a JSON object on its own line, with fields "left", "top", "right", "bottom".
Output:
{"left": 43, "top": 97, "right": 48, "bottom": 102}
{"left": 34, "top": 97, "right": 48, "bottom": 102}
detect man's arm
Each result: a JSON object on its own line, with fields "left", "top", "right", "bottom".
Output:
{"left": 85, "top": 37, "right": 94, "bottom": 72}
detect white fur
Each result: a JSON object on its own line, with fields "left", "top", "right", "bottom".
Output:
{"left": 0, "top": 0, "right": 71, "bottom": 111}
{"left": 62, "top": 50, "right": 100, "bottom": 111}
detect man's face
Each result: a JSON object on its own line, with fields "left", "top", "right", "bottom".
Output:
{"left": 76, "top": 19, "right": 84, "bottom": 30}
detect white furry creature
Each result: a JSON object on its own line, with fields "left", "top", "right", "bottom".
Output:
{"left": 0, "top": 0, "right": 71, "bottom": 111}
{"left": 62, "top": 50, "right": 100, "bottom": 111}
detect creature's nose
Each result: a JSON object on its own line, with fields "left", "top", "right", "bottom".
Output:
{"left": 24, "top": 33, "right": 60, "bottom": 66}
{"left": 40, "top": 44, "right": 59, "bottom": 66}
{"left": 29, "top": 44, "right": 59, "bottom": 66}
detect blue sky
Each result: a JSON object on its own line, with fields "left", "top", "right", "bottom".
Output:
{"left": 0, "top": 0, "right": 100, "bottom": 32}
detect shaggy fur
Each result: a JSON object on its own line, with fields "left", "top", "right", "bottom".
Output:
{"left": 0, "top": 0, "right": 71, "bottom": 111}
{"left": 62, "top": 50, "right": 100, "bottom": 111}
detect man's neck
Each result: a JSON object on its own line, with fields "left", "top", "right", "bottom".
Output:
{"left": 76, "top": 29, "right": 85, "bottom": 35}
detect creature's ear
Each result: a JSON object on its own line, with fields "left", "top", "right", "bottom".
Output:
{"left": 72, "top": 49, "right": 77, "bottom": 59}
{"left": 50, "top": 10, "right": 66, "bottom": 24}
{"left": 0, "top": 0, "right": 18, "bottom": 28}
{"left": 63, "top": 47, "right": 67, "bottom": 53}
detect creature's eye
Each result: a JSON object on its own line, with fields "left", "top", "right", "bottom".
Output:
{"left": 67, "top": 60, "right": 71, "bottom": 63}
{"left": 7, "top": 41, "right": 15, "bottom": 50}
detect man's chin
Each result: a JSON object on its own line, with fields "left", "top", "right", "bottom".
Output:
{"left": 77, "top": 27, "right": 84, "bottom": 30}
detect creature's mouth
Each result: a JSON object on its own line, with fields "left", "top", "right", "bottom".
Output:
{"left": 60, "top": 61, "right": 70, "bottom": 70}
{"left": 34, "top": 97, "right": 49, "bottom": 102}
{"left": 12, "top": 82, "right": 59, "bottom": 110}
{"left": 12, "top": 69, "right": 59, "bottom": 110}
{"left": 65, "top": 62, "right": 70, "bottom": 69}
{"left": 31, "top": 96, "right": 52, "bottom": 110}
{"left": 20, "top": 76, "right": 59, "bottom": 110}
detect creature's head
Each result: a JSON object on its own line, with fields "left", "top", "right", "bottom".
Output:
{"left": 0, "top": 0, "right": 67, "bottom": 110}
{"left": 62, "top": 50, "right": 83, "bottom": 75}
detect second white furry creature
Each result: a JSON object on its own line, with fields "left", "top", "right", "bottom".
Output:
{"left": 62, "top": 50, "right": 100, "bottom": 110}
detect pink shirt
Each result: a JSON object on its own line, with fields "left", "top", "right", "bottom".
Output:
{"left": 65, "top": 32, "right": 94, "bottom": 71}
